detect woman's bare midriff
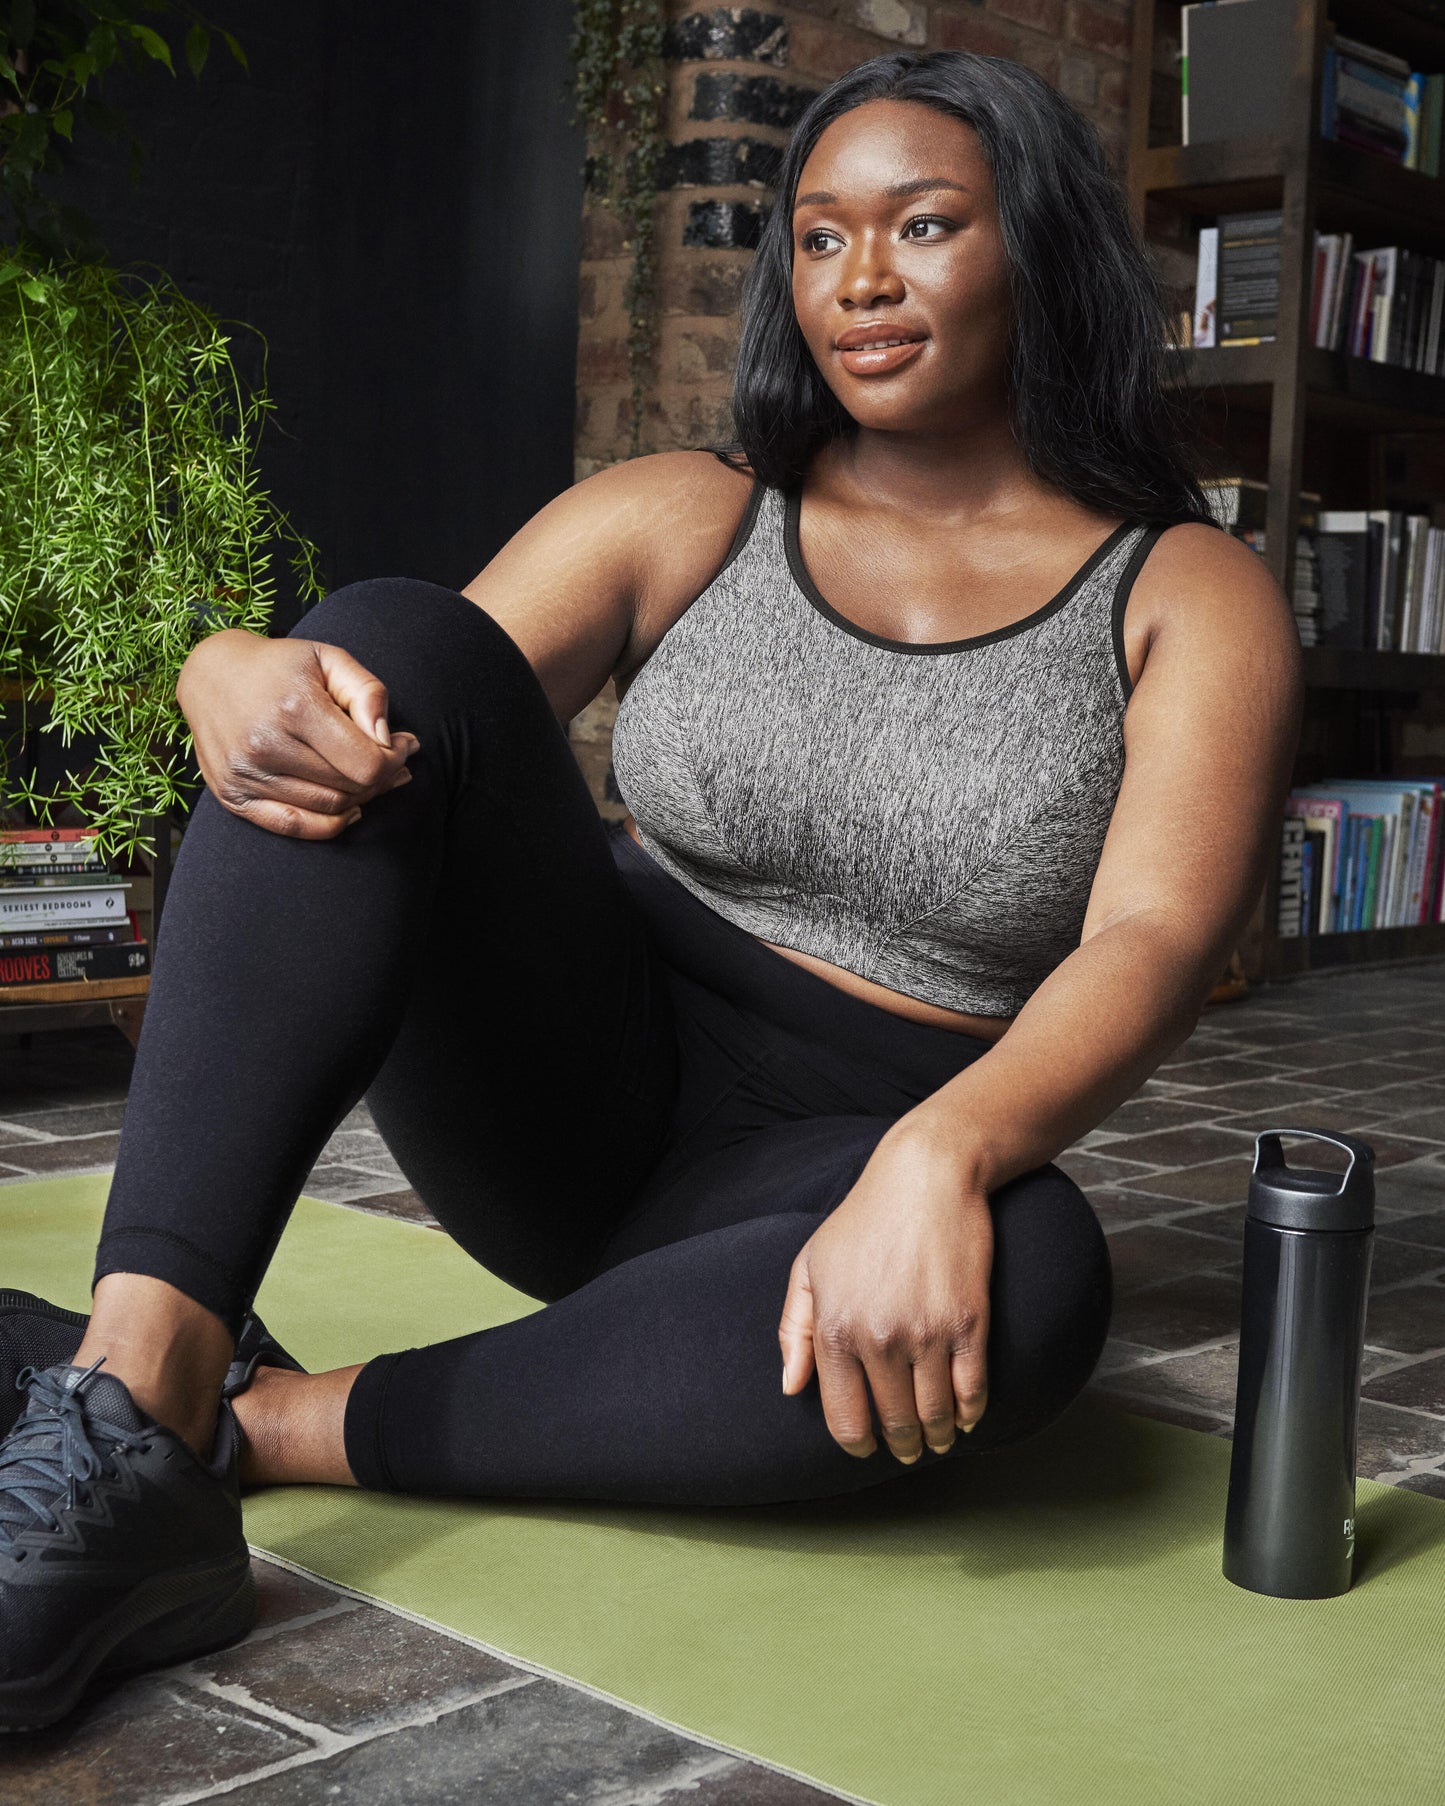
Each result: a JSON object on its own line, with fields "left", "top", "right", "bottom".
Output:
{"left": 622, "top": 816, "right": 1013, "bottom": 1045}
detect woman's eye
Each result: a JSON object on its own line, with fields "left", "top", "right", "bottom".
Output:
{"left": 800, "top": 229, "right": 839, "bottom": 253}
{"left": 903, "top": 216, "right": 950, "bottom": 240}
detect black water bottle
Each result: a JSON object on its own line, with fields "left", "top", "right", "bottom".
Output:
{"left": 1222, "top": 1128, "right": 1375, "bottom": 1600}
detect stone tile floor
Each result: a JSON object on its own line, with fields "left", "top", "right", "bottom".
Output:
{"left": 1, "top": 957, "right": 1443, "bottom": 1801}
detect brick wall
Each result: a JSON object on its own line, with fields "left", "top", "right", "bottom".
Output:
{"left": 568, "top": 0, "right": 1135, "bottom": 817}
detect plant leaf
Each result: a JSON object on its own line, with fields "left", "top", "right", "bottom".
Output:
{"left": 18, "top": 278, "right": 47, "bottom": 302}
{"left": 125, "top": 23, "right": 174, "bottom": 73}
{"left": 52, "top": 108, "right": 74, "bottom": 142}
{"left": 220, "top": 29, "right": 248, "bottom": 73}
{"left": 185, "top": 22, "right": 208, "bottom": 78}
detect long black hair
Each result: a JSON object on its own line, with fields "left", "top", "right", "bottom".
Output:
{"left": 718, "top": 49, "right": 1213, "bottom": 527}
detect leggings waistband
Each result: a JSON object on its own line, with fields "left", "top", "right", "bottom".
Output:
{"left": 608, "top": 824, "right": 992, "bottom": 1098}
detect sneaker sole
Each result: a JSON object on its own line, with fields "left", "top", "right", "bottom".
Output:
{"left": 0, "top": 1554, "right": 256, "bottom": 1733}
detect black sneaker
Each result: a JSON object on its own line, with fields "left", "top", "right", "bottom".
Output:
{"left": 0, "top": 1358, "right": 255, "bottom": 1733}
{"left": 0, "top": 1291, "right": 303, "bottom": 1438}
{"left": 0, "top": 1293, "right": 89, "bottom": 1440}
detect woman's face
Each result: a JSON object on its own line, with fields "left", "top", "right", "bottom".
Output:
{"left": 789, "top": 98, "right": 1014, "bottom": 439}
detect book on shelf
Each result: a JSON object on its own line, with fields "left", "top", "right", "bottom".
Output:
{"left": 1277, "top": 779, "right": 1445, "bottom": 935}
{"left": 1218, "top": 211, "right": 1283, "bottom": 345}
{"left": 0, "top": 940, "right": 150, "bottom": 988}
{"left": 1193, "top": 225, "right": 1218, "bottom": 348}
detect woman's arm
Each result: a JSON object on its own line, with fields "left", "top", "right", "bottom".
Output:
{"left": 178, "top": 451, "right": 751, "bottom": 837}
{"left": 777, "top": 522, "right": 1304, "bottom": 1463}
{"left": 892, "top": 521, "right": 1304, "bottom": 1183}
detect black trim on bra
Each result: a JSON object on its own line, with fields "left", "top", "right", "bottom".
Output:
{"left": 1110, "top": 524, "right": 1167, "bottom": 702}
{"left": 718, "top": 474, "right": 767, "bottom": 574}
{"left": 783, "top": 487, "right": 1143, "bottom": 655}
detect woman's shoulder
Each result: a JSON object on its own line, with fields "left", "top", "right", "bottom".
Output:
{"left": 1127, "top": 516, "right": 1301, "bottom": 689}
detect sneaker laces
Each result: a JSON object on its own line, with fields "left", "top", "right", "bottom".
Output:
{"left": 0, "top": 1358, "right": 148, "bottom": 1552}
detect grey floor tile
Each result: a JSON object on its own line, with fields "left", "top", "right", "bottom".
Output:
{"left": 1104, "top": 1223, "right": 1241, "bottom": 1294}
{"left": 1108, "top": 1268, "right": 1245, "bottom": 1352}
{"left": 1156, "top": 1055, "right": 1288, "bottom": 1089}
{"left": 1108, "top": 1160, "right": 1252, "bottom": 1206}
{"left": 1362, "top": 1284, "right": 1445, "bottom": 1356}
{"left": 219, "top": 1676, "right": 823, "bottom": 1805}
{"left": 0, "top": 1131, "right": 122, "bottom": 1174}
{"left": 1090, "top": 1340, "right": 1241, "bottom": 1424}
{"left": 1363, "top": 1353, "right": 1445, "bottom": 1417}
{"left": 0, "top": 1102, "right": 129, "bottom": 1138}
{"left": 336, "top": 1187, "right": 440, "bottom": 1227}
{"left": 299, "top": 1165, "right": 407, "bottom": 1204}
{"left": 1092, "top": 1124, "right": 1255, "bottom": 1168}
{"left": 0, "top": 1674, "right": 315, "bottom": 1804}
{"left": 1054, "top": 1149, "right": 1163, "bottom": 1190}
{"left": 1356, "top": 1399, "right": 1445, "bottom": 1478}
{"left": 1397, "top": 1469, "right": 1445, "bottom": 1499}
{"left": 1092, "top": 1096, "right": 1218, "bottom": 1138}
{"left": 192, "top": 1598, "right": 518, "bottom": 1738}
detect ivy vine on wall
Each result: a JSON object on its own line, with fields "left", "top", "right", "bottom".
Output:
{"left": 570, "top": 0, "right": 666, "bottom": 459}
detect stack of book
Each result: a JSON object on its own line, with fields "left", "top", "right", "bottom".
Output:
{"left": 0, "top": 828, "right": 150, "bottom": 989}
{"left": 1321, "top": 35, "right": 1442, "bottom": 175}
{"left": 1279, "top": 781, "right": 1445, "bottom": 937}
{"left": 1201, "top": 478, "right": 1323, "bottom": 643}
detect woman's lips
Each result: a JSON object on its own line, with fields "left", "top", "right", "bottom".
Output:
{"left": 835, "top": 337, "right": 927, "bottom": 375}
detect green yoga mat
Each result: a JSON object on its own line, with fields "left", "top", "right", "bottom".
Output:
{"left": 6, "top": 1174, "right": 1443, "bottom": 1806}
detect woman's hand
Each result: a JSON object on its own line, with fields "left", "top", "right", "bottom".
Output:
{"left": 777, "top": 1127, "right": 993, "bottom": 1463}
{"left": 176, "top": 629, "right": 421, "bottom": 839}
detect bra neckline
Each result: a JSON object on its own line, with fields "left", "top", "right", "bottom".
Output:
{"left": 781, "top": 486, "right": 1140, "bottom": 656}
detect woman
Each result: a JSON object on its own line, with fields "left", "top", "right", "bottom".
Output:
{"left": 0, "top": 49, "right": 1301, "bottom": 1732}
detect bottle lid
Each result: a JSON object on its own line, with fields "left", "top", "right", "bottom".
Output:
{"left": 1247, "top": 1128, "right": 1375, "bottom": 1232}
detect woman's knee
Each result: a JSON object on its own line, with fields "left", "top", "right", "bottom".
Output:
{"left": 980, "top": 1163, "right": 1113, "bottom": 1446}
{"left": 285, "top": 577, "right": 543, "bottom": 734}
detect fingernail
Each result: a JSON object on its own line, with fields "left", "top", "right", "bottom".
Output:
{"left": 962, "top": 1421, "right": 977, "bottom": 1434}
{"left": 927, "top": 1440, "right": 953, "bottom": 1456}
{"left": 781, "top": 1363, "right": 790, "bottom": 1391}
{"left": 373, "top": 718, "right": 391, "bottom": 748}
{"left": 391, "top": 769, "right": 413, "bottom": 787}
{"left": 346, "top": 808, "right": 362, "bottom": 826}
{"left": 897, "top": 1450, "right": 921, "bottom": 1465}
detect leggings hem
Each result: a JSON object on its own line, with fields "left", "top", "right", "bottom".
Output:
{"left": 92, "top": 1227, "right": 251, "bottom": 1340}
{"left": 344, "top": 1349, "right": 407, "bottom": 1491}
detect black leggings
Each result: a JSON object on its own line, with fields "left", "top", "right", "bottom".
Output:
{"left": 94, "top": 578, "right": 1113, "bottom": 1507}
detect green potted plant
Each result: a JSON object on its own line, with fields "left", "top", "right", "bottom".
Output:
{"left": 1, "top": 3, "right": 322, "bottom": 864}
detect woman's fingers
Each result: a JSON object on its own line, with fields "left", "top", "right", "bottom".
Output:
{"left": 859, "top": 1347, "right": 925, "bottom": 1464}
{"left": 951, "top": 1313, "right": 990, "bottom": 1433}
{"left": 813, "top": 1336, "right": 878, "bottom": 1459}
{"left": 911, "top": 1346, "right": 959, "bottom": 1456}
{"left": 230, "top": 797, "right": 364, "bottom": 841}
{"left": 311, "top": 641, "right": 394, "bottom": 746}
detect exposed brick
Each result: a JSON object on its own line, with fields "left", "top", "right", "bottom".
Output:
{"left": 690, "top": 70, "right": 817, "bottom": 127}
{"left": 931, "top": 14, "right": 1031, "bottom": 60}
{"left": 660, "top": 258, "right": 752, "bottom": 315}
{"left": 580, "top": 207, "right": 629, "bottom": 259}
{"left": 1068, "top": 0, "right": 1131, "bottom": 59}
{"left": 663, "top": 9, "right": 789, "bottom": 64}
{"left": 660, "top": 135, "right": 784, "bottom": 188}
{"left": 575, "top": 335, "right": 630, "bottom": 385}
{"left": 1098, "top": 64, "right": 1129, "bottom": 113}
{"left": 1057, "top": 51, "right": 1098, "bottom": 107}
{"left": 682, "top": 198, "right": 769, "bottom": 248}
{"left": 851, "top": 0, "right": 928, "bottom": 46}
{"left": 790, "top": 16, "right": 899, "bottom": 81}
{"left": 989, "top": 0, "right": 1064, "bottom": 36}
{"left": 669, "top": 325, "right": 740, "bottom": 381}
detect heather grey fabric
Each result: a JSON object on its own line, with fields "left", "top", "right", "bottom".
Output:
{"left": 610, "top": 482, "right": 1163, "bottom": 1018}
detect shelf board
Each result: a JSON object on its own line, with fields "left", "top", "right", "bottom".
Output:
{"left": 1166, "top": 344, "right": 1445, "bottom": 431}
{"left": 1302, "top": 647, "right": 1445, "bottom": 690}
{"left": 0, "top": 975, "right": 149, "bottom": 1006}
{"left": 1137, "top": 136, "right": 1445, "bottom": 250}
{"left": 1261, "top": 920, "right": 1445, "bottom": 978}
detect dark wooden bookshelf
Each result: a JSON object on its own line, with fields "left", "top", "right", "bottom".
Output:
{"left": 1129, "top": 0, "right": 1445, "bottom": 981}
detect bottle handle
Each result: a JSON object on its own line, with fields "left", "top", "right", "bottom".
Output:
{"left": 1253, "top": 1127, "right": 1376, "bottom": 1200}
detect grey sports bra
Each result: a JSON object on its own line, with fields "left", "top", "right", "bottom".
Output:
{"left": 610, "top": 479, "right": 1164, "bottom": 1018}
